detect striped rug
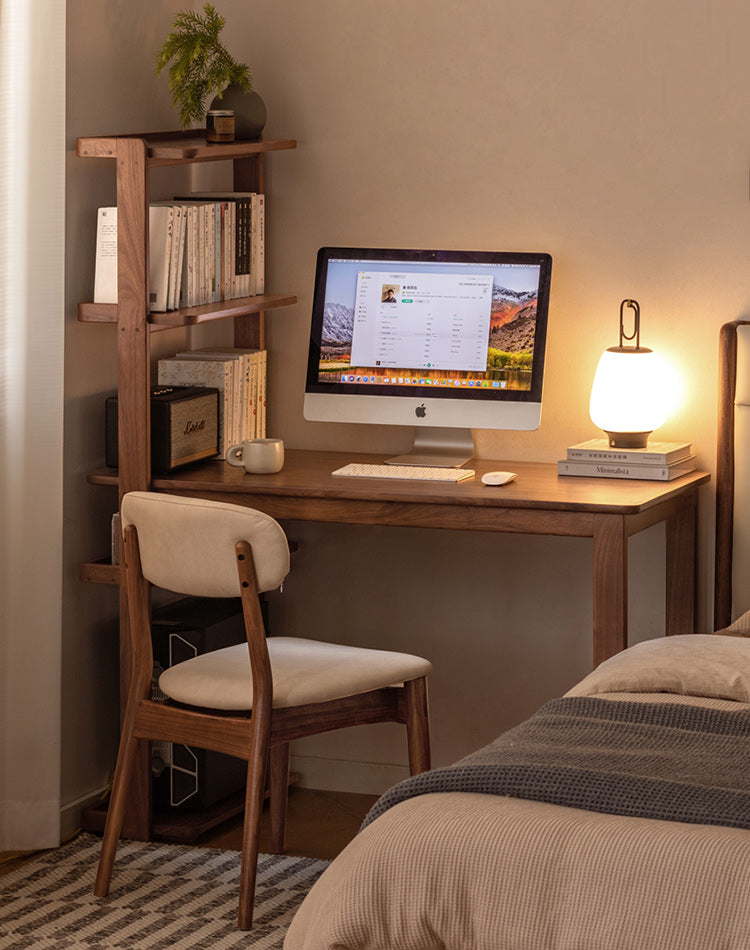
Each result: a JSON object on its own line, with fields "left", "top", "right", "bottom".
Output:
{"left": 0, "top": 833, "right": 329, "bottom": 949}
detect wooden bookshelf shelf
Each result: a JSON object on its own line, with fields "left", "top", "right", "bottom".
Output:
{"left": 78, "top": 292, "right": 298, "bottom": 328}
{"left": 76, "top": 132, "right": 297, "bottom": 167}
{"left": 80, "top": 559, "right": 120, "bottom": 585}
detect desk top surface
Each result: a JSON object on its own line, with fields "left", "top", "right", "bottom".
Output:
{"left": 93, "top": 449, "right": 710, "bottom": 517}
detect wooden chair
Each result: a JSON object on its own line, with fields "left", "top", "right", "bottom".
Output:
{"left": 94, "top": 491, "right": 432, "bottom": 929}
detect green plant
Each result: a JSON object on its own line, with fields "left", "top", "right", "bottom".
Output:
{"left": 155, "top": 3, "right": 252, "bottom": 128}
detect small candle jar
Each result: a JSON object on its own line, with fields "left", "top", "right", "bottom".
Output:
{"left": 206, "top": 110, "right": 235, "bottom": 143}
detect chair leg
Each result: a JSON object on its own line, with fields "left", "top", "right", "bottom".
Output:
{"left": 404, "top": 676, "right": 431, "bottom": 775}
{"left": 238, "top": 717, "right": 272, "bottom": 930}
{"left": 94, "top": 729, "right": 143, "bottom": 896}
{"left": 268, "top": 742, "right": 290, "bottom": 853}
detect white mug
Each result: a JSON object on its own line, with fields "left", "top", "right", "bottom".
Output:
{"left": 226, "top": 438, "right": 284, "bottom": 474}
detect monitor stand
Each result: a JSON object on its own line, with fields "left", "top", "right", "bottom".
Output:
{"left": 385, "top": 427, "right": 474, "bottom": 468}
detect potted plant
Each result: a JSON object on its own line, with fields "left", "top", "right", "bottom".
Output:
{"left": 155, "top": 2, "right": 266, "bottom": 139}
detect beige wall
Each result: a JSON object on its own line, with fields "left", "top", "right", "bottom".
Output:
{"left": 63, "top": 0, "right": 746, "bottom": 809}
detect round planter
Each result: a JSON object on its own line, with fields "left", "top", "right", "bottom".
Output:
{"left": 210, "top": 84, "right": 267, "bottom": 140}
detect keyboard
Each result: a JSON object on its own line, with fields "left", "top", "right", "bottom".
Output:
{"left": 331, "top": 463, "right": 476, "bottom": 482}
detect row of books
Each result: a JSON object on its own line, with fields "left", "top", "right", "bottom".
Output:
{"left": 558, "top": 439, "right": 695, "bottom": 481}
{"left": 93, "top": 192, "right": 265, "bottom": 312}
{"left": 157, "top": 347, "right": 267, "bottom": 458}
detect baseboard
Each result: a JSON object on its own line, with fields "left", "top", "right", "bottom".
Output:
{"left": 290, "top": 755, "right": 408, "bottom": 795}
{"left": 60, "top": 786, "right": 110, "bottom": 842}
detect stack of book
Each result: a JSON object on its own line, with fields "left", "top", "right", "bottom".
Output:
{"left": 558, "top": 439, "right": 696, "bottom": 481}
{"left": 157, "top": 347, "right": 267, "bottom": 459}
{"left": 93, "top": 192, "right": 265, "bottom": 312}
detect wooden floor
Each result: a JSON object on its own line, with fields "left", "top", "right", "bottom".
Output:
{"left": 0, "top": 787, "right": 378, "bottom": 875}
{"left": 201, "top": 786, "right": 378, "bottom": 860}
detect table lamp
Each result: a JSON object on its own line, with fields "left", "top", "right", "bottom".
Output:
{"left": 589, "top": 299, "right": 670, "bottom": 449}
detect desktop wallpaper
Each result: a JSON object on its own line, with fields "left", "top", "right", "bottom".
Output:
{"left": 317, "top": 261, "right": 540, "bottom": 391}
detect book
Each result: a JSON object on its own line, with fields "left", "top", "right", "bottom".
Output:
{"left": 173, "top": 192, "right": 262, "bottom": 299}
{"left": 252, "top": 193, "right": 265, "bottom": 295}
{"left": 557, "top": 456, "right": 697, "bottom": 481}
{"left": 566, "top": 439, "right": 693, "bottom": 466}
{"left": 149, "top": 202, "right": 179, "bottom": 312}
{"left": 171, "top": 204, "right": 187, "bottom": 310}
{"left": 93, "top": 207, "right": 118, "bottom": 303}
{"left": 94, "top": 206, "right": 173, "bottom": 311}
{"left": 175, "top": 347, "right": 267, "bottom": 440}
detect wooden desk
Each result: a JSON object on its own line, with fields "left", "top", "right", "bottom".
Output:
{"left": 88, "top": 449, "right": 708, "bottom": 840}
{"left": 93, "top": 448, "right": 710, "bottom": 668}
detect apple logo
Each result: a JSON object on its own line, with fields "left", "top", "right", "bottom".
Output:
{"left": 415, "top": 404, "right": 427, "bottom": 418}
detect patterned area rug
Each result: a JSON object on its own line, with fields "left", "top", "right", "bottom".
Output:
{"left": 0, "top": 833, "right": 329, "bottom": 949}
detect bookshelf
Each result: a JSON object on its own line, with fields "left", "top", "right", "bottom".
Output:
{"left": 77, "top": 131, "right": 296, "bottom": 559}
{"left": 77, "top": 131, "right": 297, "bottom": 839}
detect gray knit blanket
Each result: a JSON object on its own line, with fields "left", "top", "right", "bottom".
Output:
{"left": 363, "top": 696, "right": 750, "bottom": 830}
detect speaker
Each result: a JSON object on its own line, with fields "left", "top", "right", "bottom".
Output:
{"left": 106, "top": 385, "right": 219, "bottom": 474}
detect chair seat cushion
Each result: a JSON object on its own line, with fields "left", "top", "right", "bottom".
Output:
{"left": 158, "top": 637, "right": 432, "bottom": 711}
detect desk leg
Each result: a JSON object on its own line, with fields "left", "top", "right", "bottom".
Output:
{"left": 665, "top": 492, "right": 698, "bottom": 636}
{"left": 592, "top": 514, "right": 628, "bottom": 667}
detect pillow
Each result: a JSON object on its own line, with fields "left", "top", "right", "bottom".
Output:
{"left": 718, "top": 607, "right": 750, "bottom": 637}
{"left": 565, "top": 634, "right": 750, "bottom": 703}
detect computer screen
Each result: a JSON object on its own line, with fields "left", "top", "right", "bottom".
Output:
{"left": 304, "top": 247, "right": 552, "bottom": 466}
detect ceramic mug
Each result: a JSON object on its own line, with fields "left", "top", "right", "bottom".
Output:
{"left": 226, "top": 438, "right": 284, "bottom": 474}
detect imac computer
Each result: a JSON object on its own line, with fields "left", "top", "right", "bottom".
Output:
{"left": 303, "top": 247, "right": 553, "bottom": 467}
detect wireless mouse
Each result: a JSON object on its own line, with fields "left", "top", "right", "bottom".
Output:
{"left": 481, "top": 471, "right": 517, "bottom": 486}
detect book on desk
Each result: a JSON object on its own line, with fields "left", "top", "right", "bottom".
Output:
{"left": 558, "top": 440, "right": 695, "bottom": 481}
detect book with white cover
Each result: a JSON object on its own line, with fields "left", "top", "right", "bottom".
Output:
{"left": 172, "top": 204, "right": 187, "bottom": 310}
{"left": 95, "top": 205, "right": 172, "bottom": 312}
{"left": 148, "top": 205, "right": 172, "bottom": 312}
{"left": 93, "top": 207, "right": 118, "bottom": 303}
{"left": 557, "top": 456, "right": 697, "bottom": 481}
{"left": 566, "top": 438, "right": 693, "bottom": 466}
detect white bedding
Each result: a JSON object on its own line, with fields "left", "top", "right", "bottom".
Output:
{"left": 285, "top": 636, "right": 750, "bottom": 950}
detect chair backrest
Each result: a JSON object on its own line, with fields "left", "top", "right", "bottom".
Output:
{"left": 120, "top": 492, "right": 290, "bottom": 598}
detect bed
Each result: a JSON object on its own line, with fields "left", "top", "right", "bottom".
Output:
{"left": 284, "top": 323, "right": 750, "bottom": 950}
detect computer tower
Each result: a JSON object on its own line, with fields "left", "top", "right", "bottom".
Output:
{"left": 150, "top": 596, "right": 249, "bottom": 811}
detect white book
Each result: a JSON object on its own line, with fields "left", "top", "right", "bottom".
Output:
{"left": 172, "top": 204, "right": 187, "bottom": 310}
{"left": 175, "top": 348, "right": 247, "bottom": 444}
{"left": 157, "top": 357, "right": 235, "bottom": 457}
{"left": 219, "top": 202, "right": 231, "bottom": 301}
{"left": 229, "top": 348, "right": 264, "bottom": 438}
{"left": 93, "top": 207, "right": 118, "bottom": 303}
{"left": 197, "top": 203, "right": 208, "bottom": 305}
{"left": 254, "top": 349, "right": 267, "bottom": 437}
{"left": 214, "top": 202, "right": 222, "bottom": 302}
{"left": 94, "top": 205, "right": 172, "bottom": 312}
{"left": 184, "top": 205, "right": 198, "bottom": 307}
{"left": 148, "top": 205, "right": 172, "bottom": 312}
{"left": 228, "top": 202, "right": 237, "bottom": 299}
{"left": 566, "top": 438, "right": 693, "bottom": 466}
{"left": 557, "top": 456, "right": 697, "bottom": 481}
{"left": 151, "top": 202, "right": 183, "bottom": 311}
